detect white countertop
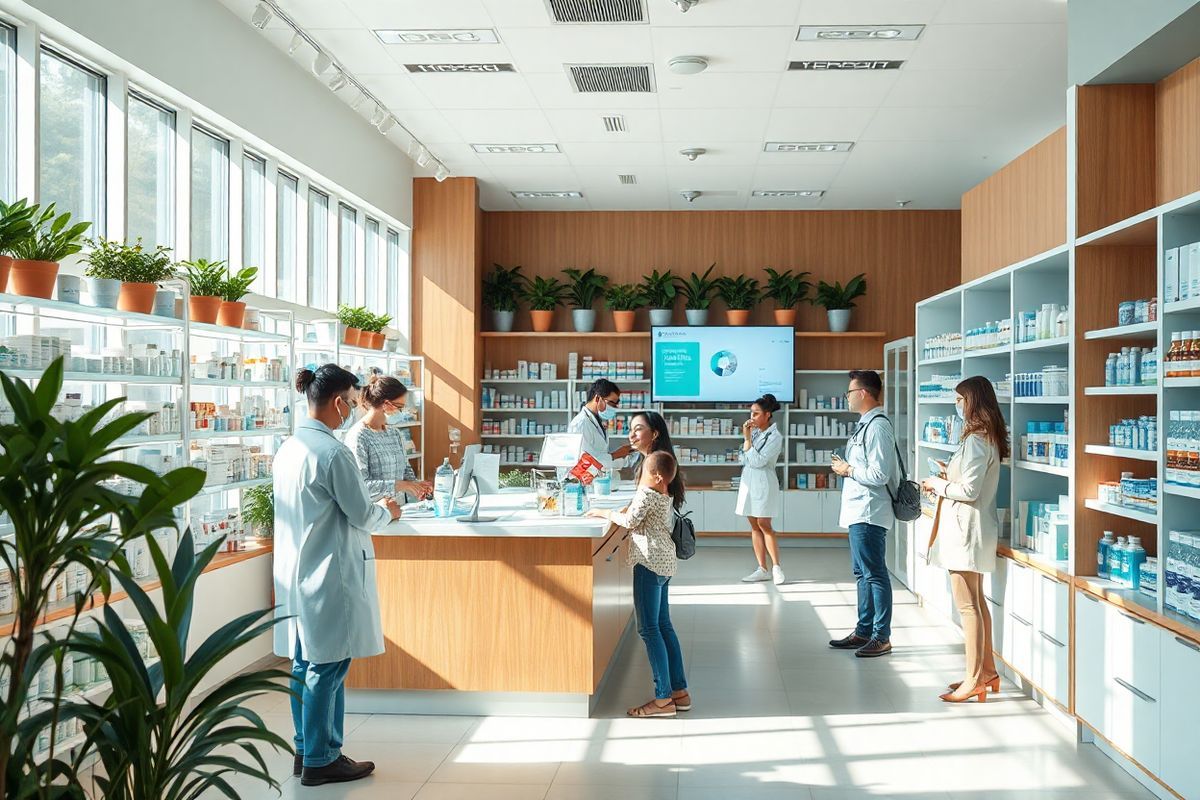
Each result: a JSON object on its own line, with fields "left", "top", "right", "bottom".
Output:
{"left": 374, "top": 489, "right": 635, "bottom": 538}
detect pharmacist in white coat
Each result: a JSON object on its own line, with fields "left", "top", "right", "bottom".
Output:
{"left": 568, "top": 378, "right": 633, "bottom": 470}
{"left": 273, "top": 364, "right": 402, "bottom": 787}
{"left": 737, "top": 393, "right": 786, "bottom": 585}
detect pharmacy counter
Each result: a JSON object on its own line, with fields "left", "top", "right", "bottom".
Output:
{"left": 346, "top": 490, "right": 637, "bottom": 717}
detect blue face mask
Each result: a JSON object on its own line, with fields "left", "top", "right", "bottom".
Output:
{"left": 955, "top": 402, "right": 965, "bottom": 421}
{"left": 598, "top": 404, "right": 618, "bottom": 422}
{"left": 337, "top": 397, "right": 356, "bottom": 430}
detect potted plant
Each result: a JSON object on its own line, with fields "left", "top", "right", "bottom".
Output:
{"left": 763, "top": 267, "right": 812, "bottom": 326}
{"left": 641, "top": 269, "right": 676, "bottom": 327}
{"left": 216, "top": 265, "right": 258, "bottom": 328}
{"left": 605, "top": 282, "right": 647, "bottom": 333}
{"left": 83, "top": 238, "right": 176, "bottom": 314}
{"left": 7, "top": 204, "right": 91, "bottom": 299}
{"left": 521, "top": 275, "right": 567, "bottom": 333}
{"left": 715, "top": 274, "right": 761, "bottom": 326}
{"left": 815, "top": 273, "right": 868, "bottom": 332}
{"left": 482, "top": 263, "right": 523, "bottom": 332}
{"left": 361, "top": 312, "right": 392, "bottom": 349}
{"left": 337, "top": 303, "right": 365, "bottom": 346}
{"left": 676, "top": 264, "right": 717, "bottom": 326}
{"left": 562, "top": 267, "right": 609, "bottom": 333}
{"left": 180, "top": 258, "right": 227, "bottom": 324}
{"left": 0, "top": 198, "right": 36, "bottom": 293}
{"left": 241, "top": 483, "right": 274, "bottom": 538}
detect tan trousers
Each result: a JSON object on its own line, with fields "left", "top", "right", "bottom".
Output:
{"left": 949, "top": 570, "right": 998, "bottom": 692}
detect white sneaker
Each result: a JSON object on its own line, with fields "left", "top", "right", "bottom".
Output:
{"left": 742, "top": 567, "right": 770, "bottom": 583}
{"left": 772, "top": 565, "right": 786, "bottom": 585}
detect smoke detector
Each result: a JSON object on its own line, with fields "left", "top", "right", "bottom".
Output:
{"left": 667, "top": 55, "right": 708, "bottom": 75}
{"left": 669, "top": 0, "right": 699, "bottom": 11}
{"left": 680, "top": 190, "right": 701, "bottom": 203}
{"left": 680, "top": 147, "right": 706, "bottom": 162}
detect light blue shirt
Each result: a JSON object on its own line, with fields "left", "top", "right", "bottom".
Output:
{"left": 272, "top": 416, "right": 393, "bottom": 664}
{"left": 838, "top": 407, "right": 899, "bottom": 530}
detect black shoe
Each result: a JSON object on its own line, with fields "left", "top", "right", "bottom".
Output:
{"left": 855, "top": 639, "right": 893, "bottom": 658}
{"left": 300, "top": 754, "right": 376, "bottom": 787}
{"left": 294, "top": 754, "right": 302, "bottom": 777}
{"left": 829, "top": 633, "right": 870, "bottom": 650}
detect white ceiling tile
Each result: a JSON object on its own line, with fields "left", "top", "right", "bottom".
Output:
{"left": 544, "top": 109, "right": 663, "bottom": 142}
{"left": 360, "top": 73, "right": 436, "bottom": 110}
{"left": 757, "top": 148, "right": 851, "bottom": 167}
{"left": 903, "top": 23, "right": 1066, "bottom": 71}
{"left": 312, "top": 29, "right": 403, "bottom": 74}
{"left": 474, "top": 151, "right": 575, "bottom": 169}
{"left": 650, "top": 26, "right": 794, "bottom": 73}
{"left": 478, "top": 0, "right": 558, "bottom": 28}
{"left": 934, "top": 0, "right": 1068, "bottom": 25}
{"left": 660, "top": 140, "right": 762, "bottom": 165}
{"left": 406, "top": 74, "right": 542, "bottom": 109}
{"left": 561, "top": 142, "right": 668, "bottom": 166}
{"left": 497, "top": 26, "right": 655, "bottom": 73}
{"left": 795, "top": 0, "right": 947, "bottom": 25}
{"left": 522, "top": 73, "right": 663, "bottom": 110}
{"left": 659, "top": 108, "right": 771, "bottom": 141}
{"left": 379, "top": 43, "right": 516, "bottom": 68}
{"left": 656, "top": 73, "right": 782, "bottom": 109}
{"left": 774, "top": 71, "right": 901, "bottom": 107}
{"left": 646, "top": 0, "right": 803, "bottom": 27}
{"left": 764, "top": 106, "right": 878, "bottom": 142}
{"left": 437, "top": 109, "right": 557, "bottom": 141}
{"left": 277, "top": 0, "right": 360, "bottom": 29}
{"left": 862, "top": 105, "right": 1064, "bottom": 146}
{"left": 345, "top": 0, "right": 493, "bottom": 29}
{"left": 749, "top": 163, "right": 843, "bottom": 188}
{"left": 391, "top": 109, "right": 465, "bottom": 142}
{"left": 487, "top": 164, "right": 581, "bottom": 188}
{"left": 882, "top": 68, "right": 1024, "bottom": 108}
{"left": 664, "top": 164, "right": 754, "bottom": 191}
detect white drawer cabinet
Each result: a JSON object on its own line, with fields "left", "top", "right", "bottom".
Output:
{"left": 697, "top": 490, "right": 744, "bottom": 533}
{"left": 819, "top": 493, "right": 842, "bottom": 533}
{"left": 782, "top": 491, "right": 822, "bottom": 533}
{"left": 678, "top": 492, "right": 705, "bottom": 534}
{"left": 1007, "top": 560, "right": 1035, "bottom": 624}
{"left": 1003, "top": 561, "right": 1035, "bottom": 678}
{"left": 1161, "top": 631, "right": 1200, "bottom": 800}
{"left": 1106, "top": 605, "right": 1160, "bottom": 700}
{"left": 1074, "top": 590, "right": 1107, "bottom": 732}
{"left": 1032, "top": 573, "right": 1069, "bottom": 706}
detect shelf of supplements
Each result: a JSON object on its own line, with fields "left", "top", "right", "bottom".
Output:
{"left": 482, "top": 434, "right": 554, "bottom": 439}
{"left": 1083, "top": 321, "right": 1159, "bottom": 341}
{"left": 1014, "top": 336, "right": 1071, "bottom": 352}
{"left": 1083, "top": 498, "right": 1158, "bottom": 525}
{"left": 480, "top": 407, "right": 572, "bottom": 414}
{"left": 963, "top": 345, "right": 1011, "bottom": 359}
{"left": 1014, "top": 396, "right": 1072, "bottom": 404}
{"left": 0, "top": 292, "right": 185, "bottom": 329}
{"left": 917, "top": 396, "right": 958, "bottom": 405}
{"left": 2, "top": 369, "right": 182, "bottom": 385}
{"left": 917, "top": 353, "right": 963, "bottom": 367}
{"left": 119, "top": 433, "right": 185, "bottom": 446}
{"left": 919, "top": 441, "right": 958, "bottom": 453}
{"left": 1084, "top": 444, "right": 1159, "bottom": 462}
{"left": 187, "top": 427, "right": 289, "bottom": 441}
{"left": 1013, "top": 460, "right": 1070, "bottom": 478}
{"left": 195, "top": 477, "right": 273, "bottom": 496}
{"left": 481, "top": 379, "right": 571, "bottom": 384}
{"left": 189, "top": 378, "right": 290, "bottom": 390}
{"left": 788, "top": 407, "right": 857, "bottom": 414}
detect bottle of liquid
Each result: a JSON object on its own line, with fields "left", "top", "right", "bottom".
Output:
{"left": 1055, "top": 305, "right": 1069, "bottom": 338}
{"left": 1191, "top": 332, "right": 1200, "bottom": 378}
{"left": 1098, "top": 531, "right": 1114, "bottom": 579}
{"left": 1127, "top": 536, "right": 1147, "bottom": 591}
{"left": 433, "top": 457, "right": 455, "bottom": 517}
{"left": 1168, "top": 411, "right": 1181, "bottom": 484}
{"left": 1110, "top": 536, "right": 1128, "bottom": 586}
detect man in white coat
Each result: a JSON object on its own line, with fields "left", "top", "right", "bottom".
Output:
{"left": 274, "top": 364, "right": 402, "bottom": 787}
{"left": 568, "top": 378, "right": 634, "bottom": 470}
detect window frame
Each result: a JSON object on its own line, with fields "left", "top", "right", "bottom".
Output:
{"left": 306, "top": 185, "right": 331, "bottom": 311}
{"left": 125, "top": 88, "right": 176, "bottom": 248}
{"left": 189, "top": 122, "right": 230, "bottom": 262}
{"left": 241, "top": 149, "right": 267, "bottom": 292}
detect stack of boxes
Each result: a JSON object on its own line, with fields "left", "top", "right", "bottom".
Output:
{"left": 1017, "top": 497, "right": 1070, "bottom": 561}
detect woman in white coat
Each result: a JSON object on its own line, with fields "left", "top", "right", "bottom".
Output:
{"left": 921, "top": 375, "right": 1007, "bottom": 704}
{"left": 738, "top": 393, "right": 786, "bottom": 585}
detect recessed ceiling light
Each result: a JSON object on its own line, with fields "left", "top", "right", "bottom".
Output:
{"left": 511, "top": 191, "right": 584, "bottom": 199}
{"left": 375, "top": 29, "right": 500, "bottom": 45}
{"left": 669, "top": 0, "right": 699, "bottom": 12}
{"left": 752, "top": 190, "right": 824, "bottom": 198}
{"left": 764, "top": 141, "right": 853, "bottom": 153}
{"left": 667, "top": 55, "right": 708, "bottom": 75}
{"left": 471, "top": 143, "right": 562, "bottom": 154}
{"left": 797, "top": 25, "right": 924, "bottom": 42}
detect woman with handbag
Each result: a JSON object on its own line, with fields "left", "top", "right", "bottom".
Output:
{"left": 737, "top": 394, "right": 785, "bottom": 585}
{"left": 921, "top": 376, "right": 1007, "bottom": 703}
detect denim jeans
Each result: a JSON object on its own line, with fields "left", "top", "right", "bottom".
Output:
{"left": 632, "top": 563, "right": 688, "bottom": 700}
{"left": 291, "top": 640, "right": 352, "bottom": 769}
{"left": 849, "top": 522, "right": 892, "bottom": 641}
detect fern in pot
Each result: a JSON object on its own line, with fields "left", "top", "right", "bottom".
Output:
{"left": 482, "top": 263, "right": 523, "bottom": 332}
{"left": 336, "top": 304, "right": 365, "bottom": 346}
{"left": 81, "top": 238, "right": 175, "bottom": 313}
{"left": 241, "top": 484, "right": 274, "bottom": 539}
{"left": 641, "top": 269, "right": 676, "bottom": 327}
{"left": 715, "top": 274, "right": 761, "bottom": 326}
{"left": 521, "top": 276, "right": 567, "bottom": 333}
{"left": 815, "top": 272, "right": 867, "bottom": 332}
{"left": 8, "top": 204, "right": 91, "bottom": 299}
{"left": 361, "top": 312, "right": 392, "bottom": 350}
{"left": 217, "top": 265, "right": 259, "bottom": 328}
{"left": 0, "top": 198, "right": 37, "bottom": 293}
{"left": 180, "top": 258, "right": 227, "bottom": 324}
{"left": 763, "top": 268, "right": 812, "bottom": 327}
{"left": 605, "top": 283, "right": 647, "bottom": 333}
{"left": 676, "top": 264, "right": 717, "bottom": 325}
{"left": 562, "top": 267, "right": 608, "bottom": 332}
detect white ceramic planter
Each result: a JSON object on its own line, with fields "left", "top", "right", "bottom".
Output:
{"left": 685, "top": 309, "right": 709, "bottom": 326}
{"left": 153, "top": 289, "right": 176, "bottom": 317}
{"left": 493, "top": 310, "right": 515, "bottom": 332}
{"left": 88, "top": 277, "right": 121, "bottom": 309}
{"left": 827, "top": 309, "right": 852, "bottom": 333}
{"left": 649, "top": 308, "right": 673, "bottom": 327}
{"left": 572, "top": 308, "right": 596, "bottom": 332}
{"left": 56, "top": 274, "right": 81, "bottom": 304}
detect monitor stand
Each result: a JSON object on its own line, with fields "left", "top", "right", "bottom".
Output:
{"left": 455, "top": 475, "right": 499, "bottom": 524}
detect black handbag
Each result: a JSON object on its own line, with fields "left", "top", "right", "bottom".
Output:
{"left": 859, "top": 415, "right": 922, "bottom": 522}
{"left": 671, "top": 508, "right": 697, "bottom": 560}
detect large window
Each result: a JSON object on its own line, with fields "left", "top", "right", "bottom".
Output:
{"left": 0, "top": 25, "right": 16, "bottom": 201}
{"left": 39, "top": 49, "right": 106, "bottom": 235}
{"left": 126, "top": 92, "right": 174, "bottom": 247}
{"left": 338, "top": 203, "right": 357, "bottom": 306}
{"left": 307, "top": 188, "right": 329, "bottom": 310}
{"left": 276, "top": 171, "right": 299, "bottom": 303}
{"left": 364, "top": 218, "right": 382, "bottom": 313}
{"left": 190, "top": 126, "right": 228, "bottom": 261}
{"left": 386, "top": 228, "right": 405, "bottom": 325}
{"left": 242, "top": 152, "right": 266, "bottom": 292}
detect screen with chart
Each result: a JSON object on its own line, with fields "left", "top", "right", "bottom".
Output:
{"left": 650, "top": 326, "right": 795, "bottom": 403}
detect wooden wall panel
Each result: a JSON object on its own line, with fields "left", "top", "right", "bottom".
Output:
{"left": 960, "top": 127, "right": 1067, "bottom": 282}
{"left": 1076, "top": 85, "right": 1158, "bottom": 237}
{"left": 1156, "top": 55, "right": 1200, "bottom": 206}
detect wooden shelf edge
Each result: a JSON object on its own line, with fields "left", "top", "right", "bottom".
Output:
{"left": 1073, "top": 575, "right": 1199, "bottom": 647}
{"left": 997, "top": 544, "right": 1071, "bottom": 582}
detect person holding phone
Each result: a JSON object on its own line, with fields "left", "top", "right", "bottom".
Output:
{"left": 344, "top": 374, "right": 433, "bottom": 503}
{"left": 737, "top": 394, "right": 785, "bottom": 585}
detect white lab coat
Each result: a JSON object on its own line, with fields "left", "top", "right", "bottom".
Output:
{"left": 272, "top": 417, "right": 393, "bottom": 664}
{"left": 568, "top": 407, "right": 626, "bottom": 471}
{"left": 736, "top": 423, "right": 782, "bottom": 518}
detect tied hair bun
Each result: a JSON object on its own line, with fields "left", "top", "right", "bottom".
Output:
{"left": 757, "top": 393, "right": 781, "bottom": 414}
{"left": 295, "top": 368, "right": 316, "bottom": 394}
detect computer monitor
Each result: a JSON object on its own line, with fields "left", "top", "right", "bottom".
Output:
{"left": 454, "top": 443, "right": 482, "bottom": 499}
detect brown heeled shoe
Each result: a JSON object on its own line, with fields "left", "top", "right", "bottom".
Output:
{"left": 940, "top": 686, "right": 988, "bottom": 703}
{"left": 948, "top": 675, "right": 1000, "bottom": 693}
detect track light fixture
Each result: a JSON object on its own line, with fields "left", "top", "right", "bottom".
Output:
{"left": 328, "top": 71, "right": 348, "bottom": 92}
{"left": 416, "top": 147, "right": 432, "bottom": 168}
{"left": 435, "top": 164, "right": 449, "bottom": 182}
{"left": 312, "top": 51, "right": 333, "bottom": 76}
{"left": 349, "top": 90, "right": 366, "bottom": 109}
{"left": 369, "top": 105, "right": 387, "bottom": 127}
{"left": 378, "top": 116, "right": 397, "bottom": 134}
{"left": 251, "top": 2, "right": 273, "bottom": 29}
{"left": 287, "top": 32, "right": 303, "bottom": 55}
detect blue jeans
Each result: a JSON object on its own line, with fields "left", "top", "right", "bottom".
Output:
{"left": 849, "top": 523, "right": 892, "bottom": 641}
{"left": 291, "top": 640, "right": 352, "bottom": 768}
{"left": 632, "top": 563, "right": 687, "bottom": 700}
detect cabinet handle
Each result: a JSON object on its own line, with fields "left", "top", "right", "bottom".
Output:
{"left": 1039, "top": 630, "right": 1066, "bottom": 648}
{"left": 1175, "top": 636, "right": 1200, "bottom": 653}
{"left": 1082, "top": 593, "right": 1100, "bottom": 604}
{"left": 606, "top": 545, "right": 619, "bottom": 562}
{"left": 1113, "top": 677, "right": 1156, "bottom": 704}
{"left": 1118, "top": 611, "right": 1146, "bottom": 626}
{"left": 1011, "top": 613, "right": 1032, "bottom": 627}
{"left": 1041, "top": 574, "right": 1063, "bottom": 587}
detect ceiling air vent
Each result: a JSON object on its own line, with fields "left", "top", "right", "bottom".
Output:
{"left": 618, "top": 174, "right": 637, "bottom": 185}
{"left": 547, "top": 0, "right": 645, "bottom": 23}
{"left": 569, "top": 64, "right": 655, "bottom": 93}
{"left": 602, "top": 115, "right": 627, "bottom": 132}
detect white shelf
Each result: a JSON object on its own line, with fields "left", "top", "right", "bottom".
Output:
{"left": 919, "top": 440, "right": 958, "bottom": 453}
{"left": 1013, "top": 460, "right": 1069, "bottom": 477}
{"left": 481, "top": 378, "right": 570, "bottom": 384}
{"left": 408, "top": 453, "right": 422, "bottom": 461}
{"left": 482, "top": 433, "right": 557, "bottom": 439}
{"left": 481, "top": 408, "right": 570, "bottom": 413}
{"left": 918, "top": 354, "right": 962, "bottom": 366}
{"left": 120, "top": 433, "right": 183, "bottom": 445}
{"left": 3, "top": 369, "right": 182, "bottom": 385}
{"left": 662, "top": 407, "right": 747, "bottom": 413}
{"left": 196, "top": 477, "right": 272, "bottom": 496}
{"left": 1083, "top": 322, "right": 1158, "bottom": 341}
{"left": 1164, "top": 483, "right": 1200, "bottom": 500}
{"left": 339, "top": 345, "right": 400, "bottom": 360}
{"left": 1164, "top": 377, "right": 1200, "bottom": 388}
{"left": 1164, "top": 296, "right": 1200, "bottom": 314}
{"left": 1084, "top": 444, "right": 1158, "bottom": 462}
{"left": 679, "top": 461, "right": 740, "bottom": 468}
{"left": 964, "top": 345, "right": 1011, "bottom": 358}
{"left": 794, "top": 435, "right": 851, "bottom": 440}
{"left": 788, "top": 408, "right": 855, "bottom": 414}
{"left": 1014, "top": 336, "right": 1071, "bottom": 352}
{"left": 1084, "top": 498, "right": 1157, "bottom": 525}
{"left": 188, "top": 321, "right": 291, "bottom": 344}
{"left": 0, "top": 292, "right": 184, "bottom": 328}
{"left": 190, "top": 377, "right": 290, "bottom": 390}
{"left": 1084, "top": 385, "right": 1156, "bottom": 396}
{"left": 918, "top": 396, "right": 957, "bottom": 404}
{"left": 673, "top": 434, "right": 743, "bottom": 440}
{"left": 1014, "top": 396, "right": 1071, "bottom": 404}
{"left": 789, "top": 463, "right": 835, "bottom": 469}
{"left": 188, "top": 427, "right": 289, "bottom": 440}
{"left": 392, "top": 421, "right": 421, "bottom": 429}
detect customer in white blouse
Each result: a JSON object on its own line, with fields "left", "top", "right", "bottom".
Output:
{"left": 737, "top": 394, "right": 786, "bottom": 585}
{"left": 344, "top": 375, "right": 433, "bottom": 502}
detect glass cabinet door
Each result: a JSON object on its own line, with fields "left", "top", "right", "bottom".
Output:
{"left": 884, "top": 337, "right": 914, "bottom": 588}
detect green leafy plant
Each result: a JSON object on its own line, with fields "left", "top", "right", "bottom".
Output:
{"left": 63, "top": 530, "right": 291, "bottom": 800}
{"left": 676, "top": 264, "right": 718, "bottom": 310}
{"left": 715, "top": 275, "right": 761, "bottom": 311}
{"left": 0, "top": 198, "right": 37, "bottom": 255}
{"left": 562, "top": 267, "right": 609, "bottom": 309}
{"left": 604, "top": 283, "right": 647, "bottom": 312}
{"left": 361, "top": 312, "right": 392, "bottom": 334}
{"left": 9, "top": 203, "right": 92, "bottom": 263}
{"left": 640, "top": 269, "right": 676, "bottom": 309}
{"left": 241, "top": 484, "right": 274, "bottom": 537}
{"left": 219, "top": 266, "right": 258, "bottom": 302}
{"left": 482, "top": 263, "right": 524, "bottom": 312}
{"left": 83, "top": 238, "right": 176, "bottom": 284}
{"left": 763, "top": 268, "right": 813, "bottom": 309}
{"left": 180, "top": 258, "right": 227, "bottom": 297}
{"left": 337, "top": 304, "right": 370, "bottom": 329}
{"left": 0, "top": 358, "right": 208, "bottom": 797}
{"left": 814, "top": 273, "right": 868, "bottom": 310}
{"left": 521, "top": 276, "right": 567, "bottom": 311}
{"left": 499, "top": 469, "right": 531, "bottom": 489}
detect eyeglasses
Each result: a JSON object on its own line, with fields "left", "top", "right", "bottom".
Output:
{"left": 604, "top": 396, "right": 621, "bottom": 408}
{"left": 844, "top": 387, "right": 865, "bottom": 398}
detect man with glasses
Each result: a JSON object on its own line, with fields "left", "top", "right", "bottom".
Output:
{"left": 568, "top": 378, "right": 634, "bottom": 470}
{"left": 828, "top": 370, "right": 898, "bottom": 658}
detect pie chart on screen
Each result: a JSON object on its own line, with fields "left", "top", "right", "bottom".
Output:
{"left": 710, "top": 350, "right": 738, "bottom": 377}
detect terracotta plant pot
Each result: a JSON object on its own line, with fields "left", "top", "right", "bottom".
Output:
{"left": 117, "top": 281, "right": 158, "bottom": 314}
{"left": 773, "top": 308, "right": 797, "bottom": 326}
{"left": 8, "top": 259, "right": 58, "bottom": 299}
{"left": 343, "top": 326, "right": 363, "bottom": 347}
{"left": 189, "top": 295, "right": 222, "bottom": 325}
{"left": 530, "top": 309, "right": 554, "bottom": 333}
{"left": 217, "top": 300, "right": 247, "bottom": 328}
{"left": 727, "top": 309, "right": 751, "bottom": 326}
{"left": 0, "top": 255, "right": 11, "bottom": 293}
{"left": 612, "top": 310, "right": 636, "bottom": 333}
{"left": 364, "top": 331, "right": 382, "bottom": 350}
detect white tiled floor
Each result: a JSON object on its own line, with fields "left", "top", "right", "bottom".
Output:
{"left": 218, "top": 548, "right": 1156, "bottom": 800}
